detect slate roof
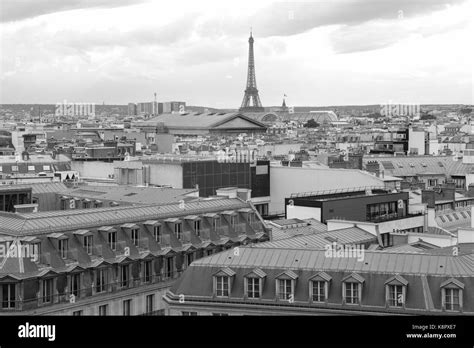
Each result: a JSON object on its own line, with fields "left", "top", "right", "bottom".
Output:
{"left": 190, "top": 247, "right": 473, "bottom": 276}
{"left": 63, "top": 185, "right": 197, "bottom": 205}
{"left": 261, "top": 227, "right": 377, "bottom": 249}
{"left": 0, "top": 197, "right": 251, "bottom": 236}
{"left": 363, "top": 156, "right": 474, "bottom": 177}
{"left": 145, "top": 112, "right": 266, "bottom": 130}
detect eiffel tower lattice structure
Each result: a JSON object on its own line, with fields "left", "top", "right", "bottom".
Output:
{"left": 239, "top": 31, "right": 264, "bottom": 112}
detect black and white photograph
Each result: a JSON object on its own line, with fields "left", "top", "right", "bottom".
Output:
{"left": 0, "top": 0, "right": 473, "bottom": 346}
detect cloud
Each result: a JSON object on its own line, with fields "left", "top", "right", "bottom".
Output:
{"left": 197, "top": 0, "right": 468, "bottom": 39}
{"left": 0, "top": 0, "right": 146, "bottom": 23}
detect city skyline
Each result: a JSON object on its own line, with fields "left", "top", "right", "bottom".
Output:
{"left": 1, "top": 0, "right": 473, "bottom": 107}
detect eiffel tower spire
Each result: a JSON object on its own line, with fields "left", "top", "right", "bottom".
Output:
{"left": 239, "top": 30, "right": 264, "bottom": 112}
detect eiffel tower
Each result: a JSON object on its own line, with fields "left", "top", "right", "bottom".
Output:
{"left": 239, "top": 30, "right": 264, "bottom": 112}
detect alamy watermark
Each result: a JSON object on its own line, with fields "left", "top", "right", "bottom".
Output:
{"left": 55, "top": 99, "right": 96, "bottom": 117}
{"left": 324, "top": 242, "right": 365, "bottom": 262}
{"left": 380, "top": 100, "right": 420, "bottom": 118}
{"left": 216, "top": 148, "right": 258, "bottom": 164}
{"left": 0, "top": 240, "right": 38, "bottom": 266}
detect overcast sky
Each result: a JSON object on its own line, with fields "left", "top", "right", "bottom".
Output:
{"left": 0, "top": 0, "right": 472, "bottom": 107}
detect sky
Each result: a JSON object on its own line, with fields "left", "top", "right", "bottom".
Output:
{"left": 0, "top": 0, "right": 473, "bottom": 108}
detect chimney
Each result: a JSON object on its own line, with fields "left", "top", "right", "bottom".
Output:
{"left": 365, "top": 161, "right": 380, "bottom": 177}
{"left": 421, "top": 190, "right": 436, "bottom": 208}
{"left": 14, "top": 204, "right": 39, "bottom": 214}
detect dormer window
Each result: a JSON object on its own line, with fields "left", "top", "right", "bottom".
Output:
{"left": 441, "top": 278, "right": 464, "bottom": 312}
{"left": 309, "top": 272, "right": 332, "bottom": 303}
{"left": 84, "top": 235, "right": 93, "bottom": 255}
{"left": 213, "top": 217, "right": 220, "bottom": 231}
{"left": 385, "top": 275, "right": 408, "bottom": 308}
{"left": 108, "top": 232, "right": 116, "bottom": 251}
{"left": 342, "top": 273, "right": 365, "bottom": 305}
{"left": 213, "top": 268, "right": 235, "bottom": 298}
{"left": 275, "top": 270, "right": 298, "bottom": 301}
{"left": 153, "top": 225, "right": 161, "bottom": 243}
{"left": 175, "top": 223, "right": 182, "bottom": 240}
{"left": 131, "top": 228, "right": 139, "bottom": 246}
{"left": 194, "top": 220, "right": 201, "bottom": 237}
{"left": 58, "top": 239, "right": 68, "bottom": 259}
{"left": 244, "top": 268, "right": 266, "bottom": 299}
{"left": 247, "top": 212, "right": 254, "bottom": 224}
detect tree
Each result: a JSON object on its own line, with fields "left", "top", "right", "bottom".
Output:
{"left": 304, "top": 119, "right": 320, "bottom": 128}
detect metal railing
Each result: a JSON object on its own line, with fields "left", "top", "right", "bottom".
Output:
{"left": 290, "top": 186, "right": 386, "bottom": 198}
{"left": 0, "top": 272, "right": 183, "bottom": 312}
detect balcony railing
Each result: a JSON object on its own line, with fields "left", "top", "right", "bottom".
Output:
{"left": 0, "top": 272, "right": 183, "bottom": 312}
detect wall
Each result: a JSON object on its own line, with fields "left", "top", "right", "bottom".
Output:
{"left": 408, "top": 129, "right": 426, "bottom": 155}
{"left": 286, "top": 205, "right": 321, "bottom": 220}
{"left": 407, "top": 233, "right": 454, "bottom": 248}
{"left": 269, "top": 167, "right": 384, "bottom": 215}
{"left": 148, "top": 163, "right": 183, "bottom": 188}
{"left": 71, "top": 161, "right": 115, "bottom": 179}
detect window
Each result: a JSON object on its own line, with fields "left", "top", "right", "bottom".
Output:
{"left": 215, "top": 276, "right": 230, "bottom": 297}
{"left": 388, "top": 285, "right": 404, "bottom": 307}
{"left": 153, "top": 225, "right": 161, "bottom": 243}
{"left": 98, "top": 304, "right": 108, "bottom": 316}
{"left": 144, "top": 260, "right": 152, "bottom": 283}
{"left": 96, "top": 268, "right": 107, "bottom": 293}
{"left": 247, "top": 213, "right": 254, "bottom": 224}
{"left": 246, "top": 278, "right": 260, "bottom": 299}
{"left": 123, "top": 299, "right": 132, "bottom": 316}
{"left": 230, "top": 215, "right": 236, "bottom": 228}
{"left": 33, "top": 242, "right": 41, "bottom": 263}
{"left": 184, "top": 253, "right": 194, "bottom": 269}
{"left": 43, "top": 165, "right": 50, "bottom": 171}
{"left": 194, "top": 220, "right": 201, "bottom": 237}
{"left": 344, "top": 283, "right": 359, "bottom": 304}
{"left": 174, "top": 223, "right": 182, "bottom": 240}
{"left": 11, "top": 165, "right": 18, "bottom": 172}
{"left": 83, "top": 235, "right": 93, "bottom": 255}
{"left": 131, "top": 228, "right": 139, "bottom": 246}
{"left": 213, "top": 217, "right": 220, "bottom": 231}
{"left": 445, "top": 288, "right": 460, "bottom": 311}
{"left": 182, "top": 311, "right": 197, "bottom": 316}
{"left": 108, "top": 232, "right": 116, "bottom": 251}
{"left": 312, "top": 281, "right": 326, "bottom": 302}
{"left": 1, "top": 284, "right": 16, "bottom": 309}
{"left": 145, "top": 294, "right": 154, "bottom": 313}
{"left": 28, "top": 165, "right": 35, "bottom": 171}
{"left": 277, "top": 279, "right": 293, "bottom": 300}
{"left": 120, "top": 265, "right": 129, "bottom": 288}
{"left": 164, "top": 257, "right": 174, "bottom": 278}
{"left": 72, "top": 310, "right": 83, "bottom": 316}
{"left": 212, "top": 313, "right": 229, "bottom": 316}
{"left": 58, "top": 239, "right": 68, "bottom": 259}
{"left": 69, "top": 273, "right": 80, "bottom": 297}
{"left": 41, "top": 278, "right": 53, "bottom": 304}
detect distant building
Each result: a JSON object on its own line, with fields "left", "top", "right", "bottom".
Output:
{"left": 0, "top": 153, "right": 75, "bottom": 185}
{"left": 163, "top": 102, "right": 185, "bottom": 114}
{"left": 127, "top": 103, "right": 137, "bottom": 117}
{"left": 139, "top": 112, "right": 267, "bottom": 136}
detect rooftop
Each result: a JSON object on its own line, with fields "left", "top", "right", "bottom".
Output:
{"left": 63, "top": 185, "right": 197, "bottom": 205}
{"left": 0, "top": 197, "right": 249, "bottom": 236}
{"left": 191, "top": 246, "right": 473, "bottom": 276}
